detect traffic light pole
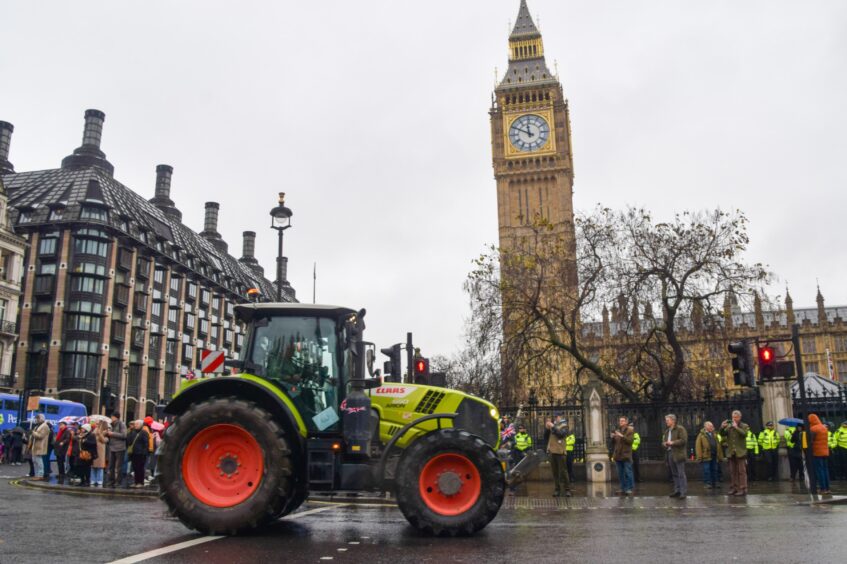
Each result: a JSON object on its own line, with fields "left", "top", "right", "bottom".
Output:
{"left": 792, "top": 323, "right": 816, "bottom": 495}
{"left": 406, "top": 332, "right": 414, "bottom": 383}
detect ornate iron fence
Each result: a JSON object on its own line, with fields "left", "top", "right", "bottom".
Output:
{"left": 498, "top": 400, "right": 586, "bottom": 461}
{"left": 606, "top": 387, "right": 763, "bottom": 461}
{"left": 792, "top": 383, "right": 847, "bottom": 425}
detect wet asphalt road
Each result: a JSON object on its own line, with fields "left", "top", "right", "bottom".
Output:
{"left": 2, "top": 472, "right": 847, "bottom": 564}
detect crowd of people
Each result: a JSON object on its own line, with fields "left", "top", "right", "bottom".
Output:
{"left": 498, "top": 410, "right": 847, "bottom": 498}
{"left": 1, "top": 413, "right": 165, "bottom": 489}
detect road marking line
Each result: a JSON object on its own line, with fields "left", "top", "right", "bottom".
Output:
{"left": 108, "top": 504, "right": 347, "bottom": 564}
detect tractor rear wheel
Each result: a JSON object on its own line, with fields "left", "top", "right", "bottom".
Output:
{"left": 394, "top": 428, "right": 504, "bottom": 536}
{"left": 157, "top": 397, "right": 296, "bottom": 535}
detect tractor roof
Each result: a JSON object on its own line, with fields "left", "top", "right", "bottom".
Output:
{"left": 234, "top": 303, "right": 357, "bottom": 323}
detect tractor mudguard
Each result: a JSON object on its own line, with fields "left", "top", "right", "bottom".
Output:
{"left": 166, "top": 375, "right": 308, "bottom": 440}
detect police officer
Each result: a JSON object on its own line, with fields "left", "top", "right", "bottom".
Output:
{"left": 758, "top": 421, "right": 779, "bottom": 481}
{"left": 833, "top": 421, "right": 847, "bottom": 480}
{"left": 746, "top": 427, "right": 759, "bottom": 481}
{"left": 632, "top": 430, "right": 642, "bottom": 483}
{"left": 827, "top": 422, "right": 837, "bottom": 479}
{"left": 514, "top": 424, "right": 532, "bottom": 463}
{"left": 563, "top": 419, "right": 576, "bottom": 482}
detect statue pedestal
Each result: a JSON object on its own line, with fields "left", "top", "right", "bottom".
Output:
{"left": 582, "top": 376, "right": 611, "bottom": 484}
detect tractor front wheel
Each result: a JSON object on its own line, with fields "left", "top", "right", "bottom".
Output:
{"left": 157, "top": 397, "right": 295, "bottom": 535}
{"left": 395, "top": 428, "right": 504, "bottom": 536}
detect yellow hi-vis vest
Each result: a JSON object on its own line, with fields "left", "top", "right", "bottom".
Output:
{"left": 784, "top": 427, "right": 796, "bottom": 448}
{"left": 834, "top": 427, "right": 847, "bottom": 449}
{"left": 759, "top": 429, "right": 779, "bottom": 450}
{"left": 632, "top": 432, "right": 641, "bottom": 452}
{"left": 746, "top": 430, "right": 759, "bottom": 454}
{"left": 565, "top": 434, "right": 575, "bottom": 452}
{"left": 514, "top": 432, "right": 532, "bottom": 451}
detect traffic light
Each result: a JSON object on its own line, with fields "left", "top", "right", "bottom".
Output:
{"left": 758, "top": 345, "right": 776, "bottom": 380}
{"left": 728, "top": 341, "right": 754, "bottom": 387}
{"left": 380, "top": 344, "right": 402, "bottom": 382}
{"left": 413, "top": 356, "right": 430, "bottom": 384}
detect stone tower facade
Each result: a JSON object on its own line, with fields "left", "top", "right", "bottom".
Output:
{"left": 490, "top": 1, "right": 578, "bottom": 402}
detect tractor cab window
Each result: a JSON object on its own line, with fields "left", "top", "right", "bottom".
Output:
{"left": 249, "top": 316, "right": 342, "bottom": 432}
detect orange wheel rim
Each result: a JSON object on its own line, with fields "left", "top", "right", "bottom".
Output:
{"left": 418, "top": 453, "right": 481, "bottom": 516}
{"left": 182, "top": 424, "right": 264, "bottom": 508}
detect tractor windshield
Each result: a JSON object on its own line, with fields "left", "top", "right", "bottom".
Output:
{"left": 248, "top": 315, "right": 343, "bottom": 432}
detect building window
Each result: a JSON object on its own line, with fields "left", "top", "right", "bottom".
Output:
{"left": 66, "top": 300, "right": 103, "bottom": 315}
{"left": 802, "top": 337, "right": 817, "bottom": 354}
{"left": 65, "top": 314, "right": 102, "bottom": 333}
{"left": 61, "top": 354, "right": 99, "bottom": 389}
{"left": 833, "top": 335, "right": 847, "bottom": 353}
{"left": 184, "top": 313, "right": 195, "bottom": 330}
{"left": 80, "top": 206, "right": 109, "bottom": 222}
{"left": 72, "top": 262, "right": 106, "bottom": 276}
{"left": 71, "top": 276, "right": 105, "bottom": 294}
{"left": 199, "top": 319, "right": 209, "bottom": 335}
{"left": 211, "top": 326, "right": 219, "bottom": 341}
{"left": 154, "top": 268, "right": 165, "bottom": 285}
{"left": 168, "top": 309, "right": 178, "bottom": 325}
{"left": 0, "top": 299, "right": 6, "bottom": 322}
{"left": 201, "top": 289, "right": 210, "bottom": 305}
{"left": 805, "top": 361, "right": 819, "bottom": 374}
{"left": 38, "top": 238, "right": 58, "bottom": 256}
{"left": 170, "top": 276, "right": 181, "bottom": 294}
{"left": 837, "top": 360, "right": 847, "bottom": 378}
{"left": 38, "top": 262, "right": 57, "bottom": 275}
{"left": 64, "top": 339, "right": 100, "bottom": 354}
{"left": 187, "top": 283, "right": 197, "bottom": 300}
{"left": 73, "top": 238, "right": 108, "bottom": 257}
{"left": 151, "top": 302, "right": 163, "bottom": 319}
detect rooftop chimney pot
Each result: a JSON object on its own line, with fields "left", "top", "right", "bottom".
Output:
{"left": 0, "top": 121, "right": 14, "bottom": 174}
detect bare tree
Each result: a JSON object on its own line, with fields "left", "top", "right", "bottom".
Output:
{"left": 469, "top": 206, "right": 771, "bottom": 403}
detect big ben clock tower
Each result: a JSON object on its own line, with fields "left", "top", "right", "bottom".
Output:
{"left": 491, "top": 0, "right": 575, "bottom": 251}
{"left": 490, "top": 1, "right": 577, "bottom": 402}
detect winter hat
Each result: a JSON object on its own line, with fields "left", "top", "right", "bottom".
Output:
{"left": 144, "top": 416, "right": 154, "bottom": 427}
{"left": 81, "top": 424, "right": 92, "bottom": 432}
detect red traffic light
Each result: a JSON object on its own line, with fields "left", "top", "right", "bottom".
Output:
{"left": 414, "top": 359, "right": 428, "bottom": 374}
{"left": 758, "top": 346, "right": 775, "bottom": 364}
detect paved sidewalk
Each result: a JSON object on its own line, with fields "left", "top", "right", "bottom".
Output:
{"left": 11, "top": 470, "right": 846, "bottom": 508}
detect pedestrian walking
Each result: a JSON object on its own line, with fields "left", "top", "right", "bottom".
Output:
{"left": 127, "top": 420, "right": 150, "bottom": 488}
{"left": 758, "top": 421, "right": 779, "bottom": 481}
{"left": 809, "top": 414, "right": 831, "bottom": 494}
{"left": 54, "top": 422, "right": 71, "bottom": 481}
{"left": 106, "top": 412, "right": 127, "bottom": 488}
{"left": 544, "top": 415, "right": 571, "bottom": 497}
{"left": 833, "top": 421, "right": 847, "bottom": 481}
{"left": 787, "top": 424, "right": 805, "bottom": 482}
{"left": 611, "top": 416, "right": 635, "bottom": 496}
{"left": 695, "top": 421, "right": 724, "bottom": 489}
{"left": 91, "top": 420, "right": 109, "bottom": 487}
{"left": 43, "top": 422, "right": 54, "bottom": 481}
{"left": 745, "top": 427, "right": 759, "bottom": 482}
{"left": 662, "top": 414, "right": 688, "bottom": 499}
{"left": 720, "top": 410, "right": 750, "bottom": 496}
{"left": 29, "top": 414, "right": 50, "bottom": 480}
{"left": 75, "top": 424, "right": 95, "bottom": 486}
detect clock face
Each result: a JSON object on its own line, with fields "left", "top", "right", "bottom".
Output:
{"left": 509, "top": 114, "right": 550, "bottom": 152}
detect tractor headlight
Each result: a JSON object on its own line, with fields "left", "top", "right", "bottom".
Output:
{"left": 489, "top": 407, "right": 499, "bottom": 420}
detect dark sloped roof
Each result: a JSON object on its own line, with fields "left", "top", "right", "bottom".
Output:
{"left": 2, "top": 166, "right": 293, "bottom": 302}
{"left": 510, "top": 1, "right": 540, "bottom": 39}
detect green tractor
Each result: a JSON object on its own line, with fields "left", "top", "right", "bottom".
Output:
{"left": 157, "top": 304, "right": 506, "bottom": 536}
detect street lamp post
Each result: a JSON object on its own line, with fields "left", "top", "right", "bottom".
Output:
{"left": 269, "top": 192, "right": 293, "bottom": 303}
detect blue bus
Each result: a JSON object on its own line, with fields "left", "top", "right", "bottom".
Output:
{"left": 0, "top": 393, "right": 88, "bottom": 431}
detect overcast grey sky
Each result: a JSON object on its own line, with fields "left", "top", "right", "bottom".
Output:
{"left": 3, "top": 1, "right": 846, "bottom": 359}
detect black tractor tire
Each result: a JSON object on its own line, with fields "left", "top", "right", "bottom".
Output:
{"left": 394, "top": 428, "right": 505, "bottom": 536}
{"left": 157, "top": 397, "right": 296, "bottom": 535}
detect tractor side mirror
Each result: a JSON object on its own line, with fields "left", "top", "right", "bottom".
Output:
{"left": 366, "top": 347, "right": 375, "bottom": 377}
{"left": 363, "top": 375, "right": 382, "bottom": 390}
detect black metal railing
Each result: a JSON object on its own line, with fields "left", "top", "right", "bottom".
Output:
{"left": 792, "top": 383, "right": 847, "bottom": 424}
{"left": 498, "top": 402, "right": 586, "bottom": 461}
{"left": 607, "top": 387, "right": 763, "bottom": 461}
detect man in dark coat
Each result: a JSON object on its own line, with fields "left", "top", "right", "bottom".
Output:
{"left": 611, "top": 416, "right": 635, "bottom": 496}
{"left": 662, "top": 414, "right": 688, "bottom": 499}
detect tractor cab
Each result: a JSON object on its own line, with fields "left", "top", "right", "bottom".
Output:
{"left": 231, "top": 303, "right": 372, "bottom": 433}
